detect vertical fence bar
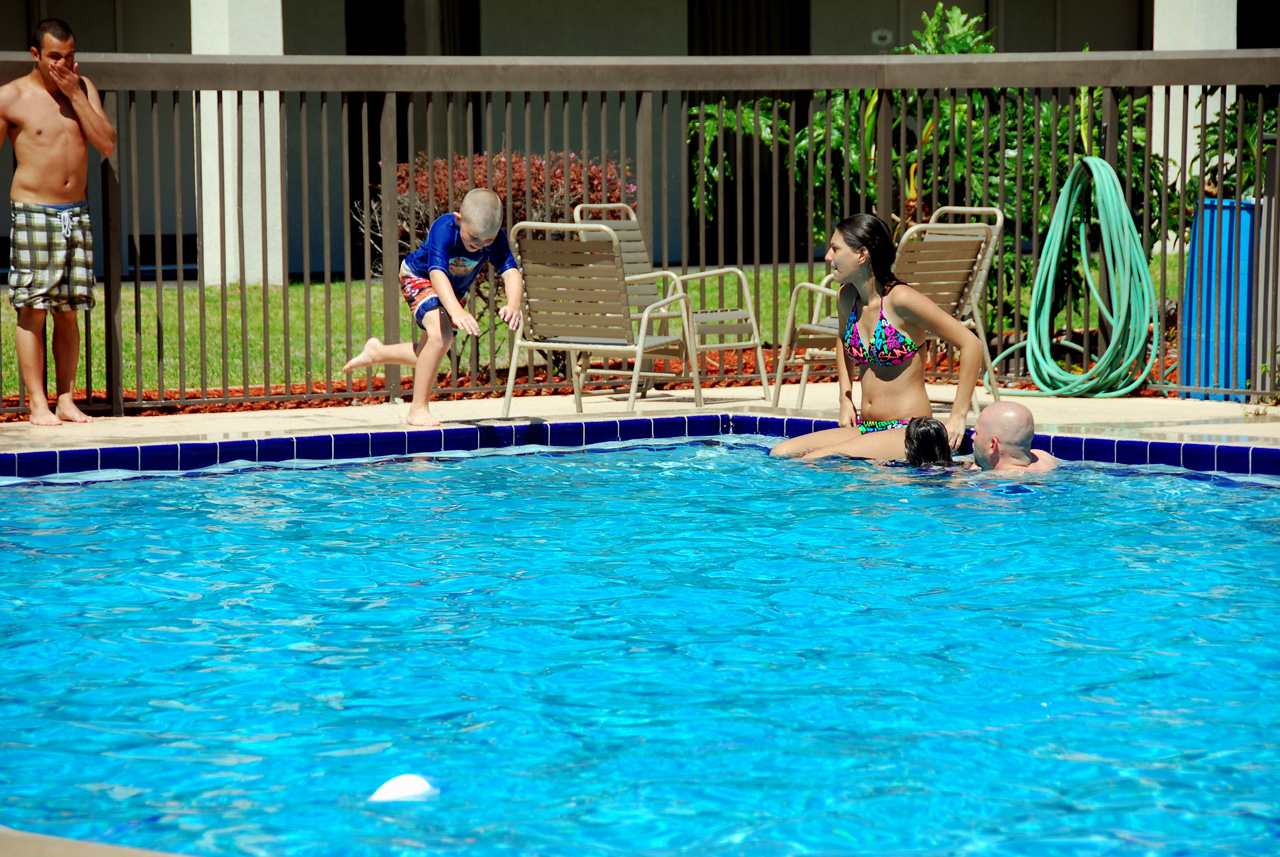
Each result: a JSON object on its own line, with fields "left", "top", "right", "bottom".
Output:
{"left": 1255, "top": 90, "right": 1276, "bottom": 396}
{"left": 301, "top": 91, "right": 313, "bottom": 394}
{"left": 696, "top": 95, "right": 706, "bottom": 277}
{"left": 173, "top": 91, "right": 186, "bottom": 401}
{"left": 714, "top": 95, "right": 726, "bottom": 378}
{"left": 751, "top": 90, "right": 763, "bottom": 360}
{"left": 681, "top": 91, "right": 689, "bottom": 276}
{"left": 1210, "top": 87, "right": 1227, "bottom": 392}
{"left": 736, "top": 94, "right": 745, "bottom": 278}
{"left": 898, "top": 91, "right": 910, "bottom": 229}
{"left": 236, "top": 91, "right": 248, "bottom": 397}
{"left": 279, "top": 91, "right": 291, "bottom": 397}
{"left": 543, "top": 91, "right": 552, "bottom": 224}
{"left": 1064, "top": 87, "right": 1077, "bottom": 373}
{"left": 807, "top": 92, "right": 817, "bottom": 284}
{"left": 772, "top": 89, "right": 780, "bottom": 365}
{"left": 599, "top": 91, "right": 609, "bottom": 206}
{"left": 1012, "top": 88, "right": 1025, "bottom": 372}
{"left": 561, "top": 94, "right": 571, "bottom": 224}
{"left": 1028, "top": 87, "right": 1043, "bottom": 378}
{"left": 1231, "top": 88, "right": 1245, "bottom": 396}
{"left": 380, "top": 91, "right": 402, "bottom": 398}
{"left": 101, "top": 90, "right": 124, "bottom": 416}
{"left": 127, "top": 90, "right": 143, "bottom": 402}
{"left": 995, "top": 90, "right": 1008, "bottom": 372}
{"left": 483, "top": 91, "right": 496, "bottom": 388}
{"left": 929, "top": 91, "right": 940, "bottom": 217}
{"left": 618, "top": 90, "right": 628, "bottom": 211}
{"left": 150, "top": 90, "right": 164, "bottom": 399}
{"left": 342, "top": 92, "right": 354, "bottom": 395}
{"left": 788, "top": 97, "right": 797, "bottom": 319}
{"left": 1140, "top": 85, "right": 1153, "bottom": 385}
{"left": 258, "top": 92, "right": 270, "bottom": 396}
{"left": 660, "top": 90, "right": 670, "bottom": 268}
{"left": 1265, "top": 90, "right": 1280, "bottom": 398}
{"left": 1157, "top": 85, "right": 1171, "bottom": 387}
{"left": 875, "top": 88, "right": 892, "bottom": 227}
{"left": 637, "top": 90, "right": 655, "bottom": 261}
{"left": 322, "top": 91, "right": 333, "bottom": 394}
{"left": 361, "top": 95, "right": 373, "bottom": 393}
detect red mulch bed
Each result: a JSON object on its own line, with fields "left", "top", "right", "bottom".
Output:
{"left": 0, "top": 336, "right": 1183, "bottom": 421}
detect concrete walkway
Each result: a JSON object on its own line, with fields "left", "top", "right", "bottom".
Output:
{"left": 1, "top": 382, "right": 1278, "bottom": 455}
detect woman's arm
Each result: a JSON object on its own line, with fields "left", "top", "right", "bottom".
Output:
{"left": 893, "top": 287, "right": 984, "bottom": 449}
{"left": 835, "top": 286, "right": 858, "bottom": 427}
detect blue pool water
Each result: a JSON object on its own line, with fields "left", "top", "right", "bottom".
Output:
{"left": 2, "top": 438, "right": 1279, "bottom": 855}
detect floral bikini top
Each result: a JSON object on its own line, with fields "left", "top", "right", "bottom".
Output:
{"left": 842, "top": 301, "right": 920, "bottom": 366}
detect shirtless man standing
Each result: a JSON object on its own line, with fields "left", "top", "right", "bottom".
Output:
{"left": 0, "top": 18, "right": 116, "bottom": 425}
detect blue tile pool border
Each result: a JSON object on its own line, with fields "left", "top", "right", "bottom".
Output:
{"left": 3, "top": 415, "right": 1280, "bottom": 482}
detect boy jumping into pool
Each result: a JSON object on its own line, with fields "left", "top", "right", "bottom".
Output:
{"left": 342, "top": 188, "right": 524, "bottom": 427}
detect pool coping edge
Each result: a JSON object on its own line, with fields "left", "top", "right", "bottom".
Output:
{"left": 1, "top": 414, "right": 1278, "bottom": 481}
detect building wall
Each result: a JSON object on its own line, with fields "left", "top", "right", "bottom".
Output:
{"left": 283, "top": 0, "right": 345, "bottom": 55}
{"left": 480, "top": 0, "right": 687, "bottom": 55}
{"left": 810, "top": 0, "right": 1149, "bottom": 55}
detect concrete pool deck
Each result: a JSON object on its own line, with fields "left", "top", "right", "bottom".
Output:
{"left": 1, "top": 381, "right": 1278, "bottom": 457}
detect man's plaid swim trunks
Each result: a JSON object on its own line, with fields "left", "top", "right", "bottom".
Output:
{"left": 7, "top": 201, "right": 96, "bottom": 312}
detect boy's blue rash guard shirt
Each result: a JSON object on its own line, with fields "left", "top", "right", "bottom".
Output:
{"left": 403, "top": 213, "right": 518, "bottom": 296}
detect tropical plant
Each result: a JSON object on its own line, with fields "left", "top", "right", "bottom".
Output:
{"left": 686, "top": 3, "right": 1182, "bottom": 338}
{"left": 1194, "top": 85, "right": 1279, "bottom": 200}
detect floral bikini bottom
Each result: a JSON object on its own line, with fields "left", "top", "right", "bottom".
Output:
{"left": 855, "top": 416, "right": 912, "bottom": 435}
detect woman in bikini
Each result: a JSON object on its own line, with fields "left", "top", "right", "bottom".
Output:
{"left": 771, "top": 214, "right": 984, "bottom": 461}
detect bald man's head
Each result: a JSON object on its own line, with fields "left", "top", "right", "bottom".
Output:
{"left": 972, "top": 401, "right": 1037, "bottom": 470}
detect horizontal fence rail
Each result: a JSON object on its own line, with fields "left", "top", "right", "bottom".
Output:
{"left": 0, "top": 51, "right": 1275, "bottom": 416}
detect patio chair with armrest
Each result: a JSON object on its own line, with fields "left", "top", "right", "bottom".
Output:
{"left": 573, "top": 203, "right": 771, "bottom": 399}
{"left": 501, "top": 221, "right": 702, "bottom": 417}
{"left": 769, "top": 273, "right": 839, "bottom": 408}
{"left": 893, "top": 206, "right": 1004, "bottom": 408}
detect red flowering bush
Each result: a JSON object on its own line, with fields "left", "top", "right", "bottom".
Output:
{"left": 356, "top": 150, "right": 636, "bottom": 269}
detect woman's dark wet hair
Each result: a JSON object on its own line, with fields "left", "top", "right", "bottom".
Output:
{"left": 905, "top": 417, "right": 953, "bottom": 467}
{"left": 834, "top": 213, "right": 904, "bottom": 291}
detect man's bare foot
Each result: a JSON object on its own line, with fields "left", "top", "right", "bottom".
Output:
{"left": 29, "top": 407, "right": 62, "bottom": 427}
{"left": 406, "top": 407, "right": 441, "bottom": 428}
{"left": 341, "top": 338, "right": 382, "bottom": 373}
{"left": 55, "top": 400, "right": 93, "bottom": 423}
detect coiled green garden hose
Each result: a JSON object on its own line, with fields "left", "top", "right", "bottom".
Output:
{"left": 991, "top": 156, "right": 1158, "bottom": 397}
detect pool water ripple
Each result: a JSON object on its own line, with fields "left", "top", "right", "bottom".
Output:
{"left": 2, "top": 438, "right": 1280, "bottom": 855}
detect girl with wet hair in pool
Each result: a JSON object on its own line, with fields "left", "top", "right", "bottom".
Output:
{"left": 771, "top": 214, "right": 983, "bottom": 461}
{"left": 904, "top": 417, "right": 953, "bottom": 467}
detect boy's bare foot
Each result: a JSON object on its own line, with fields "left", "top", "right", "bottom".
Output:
{"left": 341, "top": 337, "right": 382, "bottom": 373}
{"left": 407, "top": 407, "right": 441, "bottom": 428}
{"left": 29, "top": 407, "right": 62, "bottom": 427}
{"left": 55, "top": 400, "right": 93, "bottom": 423}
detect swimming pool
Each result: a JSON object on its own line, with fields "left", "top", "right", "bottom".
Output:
{"left": 3, "top": 435, "right": 1279, "bottom": 855}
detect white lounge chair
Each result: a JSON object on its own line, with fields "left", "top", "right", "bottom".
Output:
{"left": 574, "top": 203, "right": 770, "bottom": 399}
{"left": 502, "top": 221, "right": 702, "bottom": 416}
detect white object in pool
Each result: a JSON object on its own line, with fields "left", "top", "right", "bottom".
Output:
{"left": 368, "top": 774, "right": 439, "bottom": 802}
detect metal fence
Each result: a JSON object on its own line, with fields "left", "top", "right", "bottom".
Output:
{"left": 0, "top": 50, "right": 1276, "bottom": 416}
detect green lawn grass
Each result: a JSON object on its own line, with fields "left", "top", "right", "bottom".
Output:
{"left": 0, "top": 252, "right": 1183, "bottom": 400}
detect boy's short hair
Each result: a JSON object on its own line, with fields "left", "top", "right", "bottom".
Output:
{"left": 458, "top": 188, "right": 503, "bottom": 235}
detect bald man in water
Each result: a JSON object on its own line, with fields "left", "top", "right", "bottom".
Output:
{"left": 0, "top": 18, "right": 116, "bottom": 425}
{"left": 970, "top": 401, "right": 1059, "bottom": 472}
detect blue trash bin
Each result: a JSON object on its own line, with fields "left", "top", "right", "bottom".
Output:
{"left": 1180, "top": 199, "right": 1256, "bottom": 401}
